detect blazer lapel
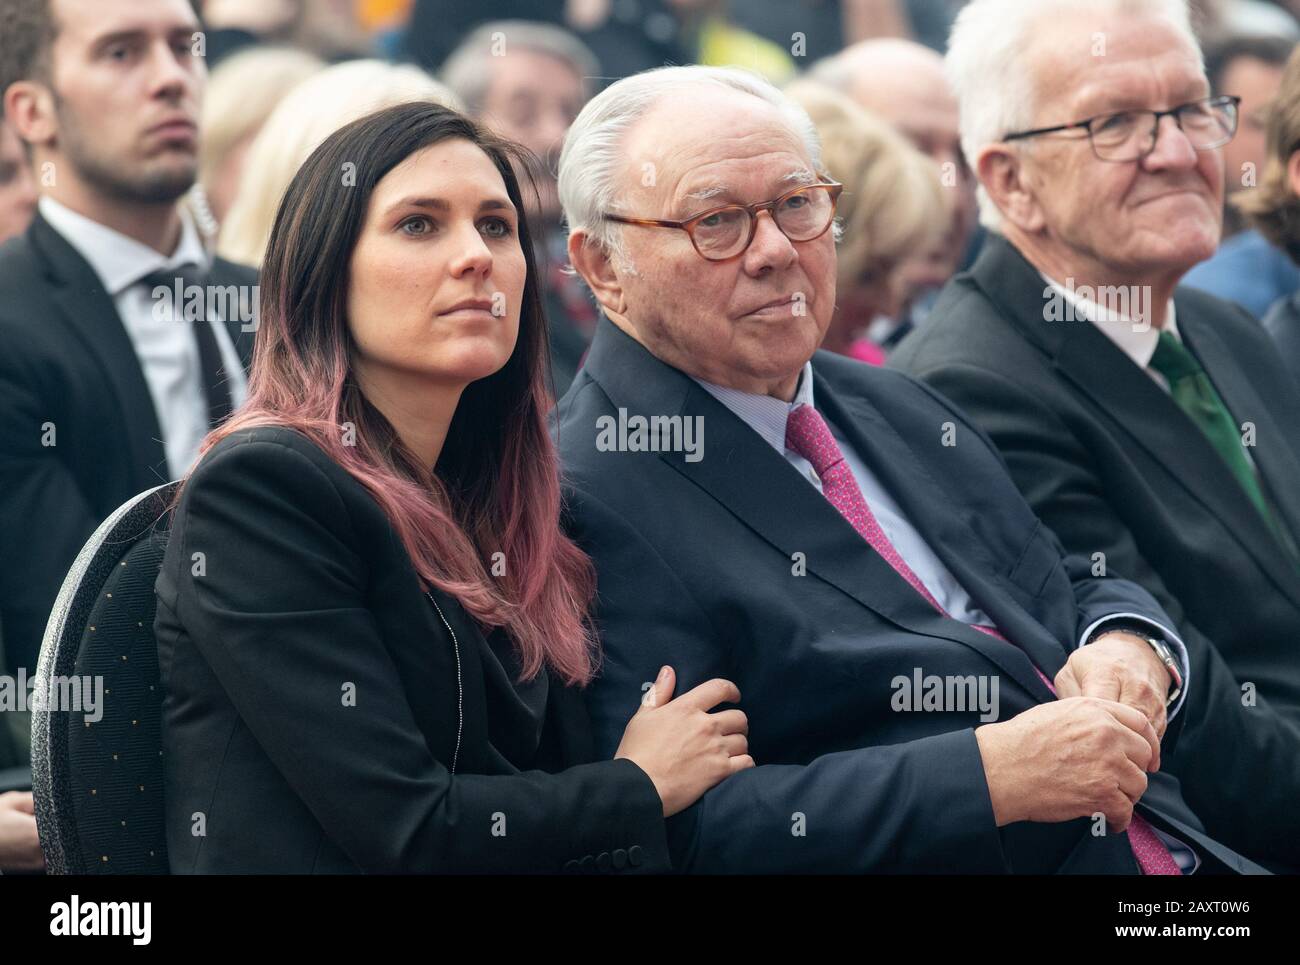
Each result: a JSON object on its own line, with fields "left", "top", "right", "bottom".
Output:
{"left": 580, "top": 318, "right": 1056, "bottom": 702}
{"left": 1177, "top": 308, "right": 1300, "bottom": 588}
{"left": 815, "top": 371, "right": 1068, "bottom": 690}
{"left": 971, "top": 236, "right": 1300, "bottom": 612}
{"left": 30, "top": 212, "right": 168, "bottom": 487}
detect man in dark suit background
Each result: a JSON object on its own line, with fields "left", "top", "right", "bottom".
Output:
{"left": 554, "top": 63, "right": 1268, "bottom": 873}
{"left": 0, "top": 0, "right": 257, "bottom": 735}
{"left": 891, "top": 0, "right": 1300, "bottom": 866}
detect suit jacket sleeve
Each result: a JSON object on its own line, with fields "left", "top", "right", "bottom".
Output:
{"left": 171, "top": 436, "right": 670, "bottom": 873}
{"left": 0, "top": 348, "right": 100, "bottom": 672}
{"left": 568, "top": 484, "right": 1012, "bottom": 873}
{"left": 907, "top": 359, "right": 1300, "bottom": 866}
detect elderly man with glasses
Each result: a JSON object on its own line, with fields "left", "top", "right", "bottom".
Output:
{"left": 893, "top": 0, "right": 1300, "bottom": 871}
{"left": 554, "top": 63, "right": 1266, "bottom": 874}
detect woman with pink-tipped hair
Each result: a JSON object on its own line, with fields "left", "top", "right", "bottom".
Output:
{"left": 154, "top": 102, "right": 751, "bottom": 873}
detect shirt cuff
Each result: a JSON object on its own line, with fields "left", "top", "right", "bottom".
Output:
{"left": 1078, "top": 613, "right": 1189, "bottom": 722}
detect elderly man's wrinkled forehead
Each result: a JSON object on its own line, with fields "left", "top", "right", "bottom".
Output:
{"left": 1027, "top": 9, "right": 1208, "bottom": 123}
{"left": 615, "top": 86, "right": 818, "bottom": 217}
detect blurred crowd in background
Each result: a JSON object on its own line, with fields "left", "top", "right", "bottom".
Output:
{"left": 4, "top": 0, "right": 1300, "bottom": 397}
{"left": 4, "top": 0, "right": 1300, "bottom": 876}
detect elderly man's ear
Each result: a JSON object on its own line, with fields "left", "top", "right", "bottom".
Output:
{"left": 568, "top": 230, "right": 629, "bottom": 318}
{"left": 975, "top": 145, "right": 1048, "bottom": 234}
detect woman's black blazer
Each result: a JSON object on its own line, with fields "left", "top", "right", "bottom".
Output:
{"left": 154, "top": 425, "right": 670, "bottom": 873}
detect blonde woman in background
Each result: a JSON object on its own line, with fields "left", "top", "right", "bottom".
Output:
{"left": 785, "top": 79, "right": 945, "bottom": 365}
{"left": 218, "top": 60, "right": 458, "bottom": 266}
{"left": 200, "top": 46, "right": 325, "bottom": 226}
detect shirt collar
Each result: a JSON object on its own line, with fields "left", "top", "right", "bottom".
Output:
{"left": 694, "top": 360, "right": 816, "bottom": 454}
{"left": 38, "top": 195, "right": 210, "bottom": 297}
{"left": 1040, "top": 271, "right": 1180, "bottom": 367}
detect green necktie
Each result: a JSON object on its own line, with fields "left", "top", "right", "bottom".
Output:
{"left": 1148, "top": 331, "right": 1290, "bottom": 550}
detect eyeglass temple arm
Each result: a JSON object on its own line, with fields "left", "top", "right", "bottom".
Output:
{"left": 603, "top": 214, "right": 689, "bottom": 228}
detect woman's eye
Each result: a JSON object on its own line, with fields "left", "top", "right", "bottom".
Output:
{"left": 399, "top": 216, "right": 433, "bottom": 236}
{"left": 481, "top": 217, "right": 514, "bottom": 238}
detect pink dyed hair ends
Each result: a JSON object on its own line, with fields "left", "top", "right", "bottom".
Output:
{"left": 182, "top": 102, "right": 599, "bottom": 686}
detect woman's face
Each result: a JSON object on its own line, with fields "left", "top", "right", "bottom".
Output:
{"left": 347, "top": 138, "right": 526, "bottom": 392}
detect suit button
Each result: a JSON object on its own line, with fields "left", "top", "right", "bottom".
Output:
{"left": 612, "top": 848, "right": 628, "bottom": 870}
{"left": 563, "top": 859, "right": 580, "bottom": 873}
{"left": 596, "top": 851, "right": 612, "bottom": 872}
{"left": 628, "top": 845, "right": 644, "bottom": 867}
{"left": 579, "top": 855, "right": 595, "bottom": 873}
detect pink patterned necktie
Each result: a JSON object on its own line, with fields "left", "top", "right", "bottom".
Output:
{"left": 784, "top": 403, "right": 1180, "bottom": 875}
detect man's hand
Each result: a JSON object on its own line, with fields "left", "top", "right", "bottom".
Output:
{"left": 1055, "top": 631, "right": 1171, "bottom": 739}
{"left": 974, "top": 697, "right": 1160, "bottom": 831}
{"left": 0, "top": 791, "right": 44, "bottom": 872}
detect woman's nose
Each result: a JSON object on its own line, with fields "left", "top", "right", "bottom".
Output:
{"left": 448, "top": 224, "right": 493, "bottom": 276}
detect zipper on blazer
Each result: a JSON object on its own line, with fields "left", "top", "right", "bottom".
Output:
{"left": 425, "top": 590, "right": 463, "bottom": 774}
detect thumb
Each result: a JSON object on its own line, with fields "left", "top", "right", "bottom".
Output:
{"left": 639, "top": 665, "right": 675, "bottom": 711}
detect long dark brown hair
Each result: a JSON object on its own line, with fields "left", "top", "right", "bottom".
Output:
{"left": 190, "top": 101, "right": 597, "bottom": 685}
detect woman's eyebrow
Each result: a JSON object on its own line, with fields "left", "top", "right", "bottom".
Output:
{"left": 383, "top": 196, "right": 517, "bottom": 215}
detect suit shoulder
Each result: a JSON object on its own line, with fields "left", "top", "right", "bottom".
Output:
{"left": 0, "top": 233, "right": 46, "bottom": 313}
{"left": 553, "top": 373, "right": 616, "bottom": 462}
{"left": 1176, "top": 283, "right": 1269, "bottom": 335}
{"left": 1263, "top": 294, "right": 1300, "bottom": 343}
{"left": 893, "top": 285, "right": 1049, "bottom": 380}
{"left": 210, "top": 256, "right": 258, "bottom": 286}
{"left": 190, "top": 425, "right": 349, "bottom": 496}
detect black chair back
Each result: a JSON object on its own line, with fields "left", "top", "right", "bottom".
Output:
{"left": 31, "top": 482, "right": 178, "bottom": 874}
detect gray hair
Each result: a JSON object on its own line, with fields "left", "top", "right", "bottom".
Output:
{"left": 558, "top": 65, "right": 826, "bottom": 261}
{"left": 946, "top": 0, "right": 1203, "bottom": 231}
{"left": 440, "top": 19, "right": 600, "bottom": 115}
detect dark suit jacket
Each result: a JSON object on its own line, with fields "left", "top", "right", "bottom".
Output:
{"left": 891, "top": 234, "right": 1300, "bottom": 869}
{"left": 154, "top": 425, "right": 670, "bottom": 874}
{"left": 0, "top": 212, "right": 256, "bottom": 675}
{"left": 1262, "top": 291, "right": 1300, "bottom": 388}
{"left": 556, "top": 317, "right": 1263, "bottom": 874}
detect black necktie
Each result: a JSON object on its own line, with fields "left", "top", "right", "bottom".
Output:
{"left": 139, "top": 265, "right": 234, "bottom": 428}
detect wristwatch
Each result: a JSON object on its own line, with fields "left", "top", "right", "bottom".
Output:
{"left": 1088, "top": 623, "right": 1183, "bottom": 707}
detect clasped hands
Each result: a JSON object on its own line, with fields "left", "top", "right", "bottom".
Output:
{"left": 976, "top": 631, "right": 1175, "bottom": 831}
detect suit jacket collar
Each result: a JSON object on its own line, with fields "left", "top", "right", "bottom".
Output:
{"left": 579, "top": 316, "right": 1062, "bottom": 701}
{"left": 968, "top": 234, "right": 1300, "bottom": 608}
{"left": 30, "top": 210, "right": 169, "bottom": 487}
{"left": 37, "top": 194, "right": 211, "bottom": 296}
{"left": 29, "top": 209, "right": 258, "bottom": 485}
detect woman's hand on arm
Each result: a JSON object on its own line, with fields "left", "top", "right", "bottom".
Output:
{"left": 614, "top": 666, "right": 752, "bottom": 817}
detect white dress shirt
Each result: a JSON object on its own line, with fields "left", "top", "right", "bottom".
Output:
{"left": 694, "top": 360, "right": 1198, "bottom": 870}
{"left": 1041, "top": 272, "right": 1182, "bottom": 382}
{"left": 39, "top": 196, "right": 249, "bottom": 480}
{"left": 1041, "top": 272, "right": 1255, "bottom": 472}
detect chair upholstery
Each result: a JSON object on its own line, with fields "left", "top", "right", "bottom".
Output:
{"left": 31, "top": 482, "right": 179, "bottom": 874}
